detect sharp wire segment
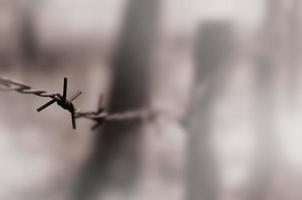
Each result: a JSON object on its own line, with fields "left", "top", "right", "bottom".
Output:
{"left": 0, "top": 76, "right": 150, "bottom": 130}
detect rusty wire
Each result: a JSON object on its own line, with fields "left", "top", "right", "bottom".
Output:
{"left": 0, "top": 76, "right": 151, "bottom": 129}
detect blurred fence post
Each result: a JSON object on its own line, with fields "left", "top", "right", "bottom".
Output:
{"left": 264, "top": 0, "right": 301, "bottom": 105}
{"left": 246, "top": 0, "right": 283, "bottom": 199}
{"left": 73, "top": 0, "right": 159, "bottom": 199}
{"left": 187, "top": 21, "right": 235, "bottom": 200}
{"left": 247, "top": 54, "right": 278, "bottom": 200}
{"left": 20, "top": 2, "right": 38, "bottom": 65}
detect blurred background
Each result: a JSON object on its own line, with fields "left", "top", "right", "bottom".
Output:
{"left": 0, "top": 0, "right": 301, "bottom": 200}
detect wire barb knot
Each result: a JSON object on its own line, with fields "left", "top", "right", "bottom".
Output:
{"left": 37, "top": 77, "right": 81, "bottom": 129}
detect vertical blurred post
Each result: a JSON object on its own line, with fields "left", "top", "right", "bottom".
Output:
{"left": 246, "top": 1, "right": 280, "bottom": 199}
{"left": 73, "top": 0, "right": 159, "bottom": 199}
{"left": 187, "top": 21, "right": 234, "bottom": 200}
{"left": 287, "top": 0, "right": 302, "bottom": 105}
{"left": 264, "top": 0, "right": 302, "bottom": 106}
{"left": 20, "top": 1, "right": 38, "bottom": 66}
{"left": 248, "top": 55, "right": 277, "bottom": 200}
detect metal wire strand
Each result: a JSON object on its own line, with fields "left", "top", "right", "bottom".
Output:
{"left": 0, "top": 77, "right": 60, "bottom": 98}
{"left": 75, "top": 109, "right": 150, "bottom": 120}
{"left": 0, "top": 76, "right": 150, "bottom": 123}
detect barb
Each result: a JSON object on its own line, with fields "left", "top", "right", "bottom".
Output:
{"left": 0, "top": 76, "right": 151, "bottom": 130}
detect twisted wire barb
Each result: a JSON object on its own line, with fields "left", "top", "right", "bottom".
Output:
{"left": 0, "top": 76, "right": 150, "bottom": 125}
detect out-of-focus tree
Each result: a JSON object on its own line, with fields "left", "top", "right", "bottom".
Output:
{"left": 72, "top": 0, "right": 160, "bottom": 199}
{"left": 19, "top": 1, "right": 39, "bottom": 65}
{"left": 187, "top": 21, "right": 235, "bottom": 200}
{"left": 264, "top": 0, "right": 301, "bottom": 106}
{"left": 246, "top": 0, "right": 284, "bottom": 199}
{"left": 247, "top": 54, "right": 277, "bottom": 200}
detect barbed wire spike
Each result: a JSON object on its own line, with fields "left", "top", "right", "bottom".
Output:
{"left": 37, "top": 77, "right": 81, "bottom": 129}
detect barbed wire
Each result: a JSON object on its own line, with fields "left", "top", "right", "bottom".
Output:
{"left": 0, "top": 76, "right": 152, "bottom": 129}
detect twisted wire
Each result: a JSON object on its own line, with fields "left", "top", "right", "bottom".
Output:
{"left": 0, "top": 77, "right": 60, "bottom": 98}
{"left": 0, "top": 76, "right": 150, "bottom": 122}
{"left": 75, "top": 109, "right": 150, "bottom": 121}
